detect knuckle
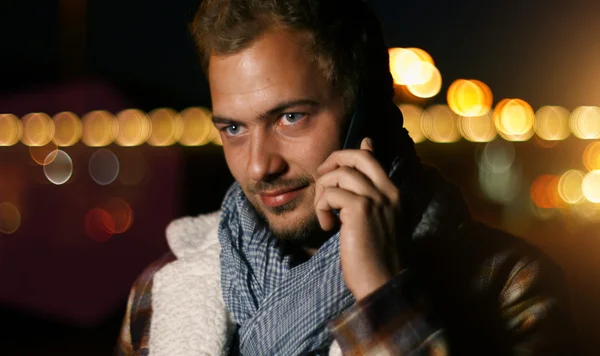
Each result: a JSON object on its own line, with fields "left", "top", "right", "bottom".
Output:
{"left": 389, "top": 188, "right": 400, "bottom": 206}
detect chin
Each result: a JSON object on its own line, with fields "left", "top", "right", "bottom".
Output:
{"left": 259, "top": 200, "right": 321, "bottom": 242}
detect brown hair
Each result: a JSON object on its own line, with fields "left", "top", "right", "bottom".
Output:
{"left": 189, "top": 0, "right": 395, "bottom": 113}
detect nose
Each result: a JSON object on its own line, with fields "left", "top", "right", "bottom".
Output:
{"left": 247, "top": 129, "right": 287, "bottom": 182}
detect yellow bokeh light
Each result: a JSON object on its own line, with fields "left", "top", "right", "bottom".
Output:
{"left": 82, "top": 110, "right": 115, "bottom": 147}
{"left": 558, "top": 169, "right": 585, "bottom": 204}
{"left": 53, "top": 111, "right": 82, "bottom": 146}
{"left": 406, "top": 48, "right": 434, "bottom": 65}
{"left": 457, "top": 111, "right": 497, "bottom": 142}
{"left": 0, "top": 114, "right": 22, "bottom": 146}
{"left": 148, "top": 108, "right": 183, "bottom": 147}
{"left": 534, "top": 106, "right": 570, "bottom": 141}
{"left": 493, "top": 99, "right": 535, "bottom": 141}
{"left": 447, "top": 79, "right": 493, "bottom": 117}
{"left": 0, "top": 202, "right": 21, "bottom": 234}
{"left": 421, "top": 105, "right": 461, "bottom": 143}
{"left": 583, "top": 142, "right": 600, "bottom": 171}
{"left": 407, "top": 63, "right": 442, "bottom": 99}
{"left": 389, "top": 47, "right": 432, "bottom": 85}
{"left": 114, "top": 109, "right": 151, "bottom": 147}
{"left": 179, "top": 107, "right": 213, "bottom": 146}
{"left": 398, "top": 104, "right": 426, "bottom": 143}
{"left": 582, "top": 170, "right": 600, "bottom": 203}
{"left": 21, "top": 113, "right": 55, "bottom": 146}
{"left": 570, "top": 106, "right": 600, "bottom": 139}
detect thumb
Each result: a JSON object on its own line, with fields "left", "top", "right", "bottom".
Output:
{"left": 360, "top": 137, "right": 374, "bottom": 152}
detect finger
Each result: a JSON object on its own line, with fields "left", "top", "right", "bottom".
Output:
{"left": 317, "top": 149, "right": 398, "bottom": 204}
{"left": 315, "top": 187, "right": 360, "bottom": 231}
{"left": 314, "top": 166, "right": 384, "bottom": 207}
{"left": 360, "top": 137, "right": 373, "bottom": 152}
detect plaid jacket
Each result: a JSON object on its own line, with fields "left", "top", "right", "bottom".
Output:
{"left": 116, "top": 172, "right": 573, "bottom": 355}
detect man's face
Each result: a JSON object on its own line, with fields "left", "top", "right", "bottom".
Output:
{"left": 209, "top": 30, "right": 346, "bottom": 242}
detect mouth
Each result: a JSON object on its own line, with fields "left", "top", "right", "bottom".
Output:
{"left": 258, "top": 185, "right": 308, "bottom": 208}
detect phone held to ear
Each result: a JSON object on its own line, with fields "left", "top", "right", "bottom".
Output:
{"left": 342, "top": 91, "right": 366, "bottom": 150}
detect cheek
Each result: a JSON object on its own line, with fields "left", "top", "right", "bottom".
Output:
{"left": 223, "top": 145, "right": 247, "bottom": 183}
{"left": 293, "top": 123, "right": 342, "bottom": 174}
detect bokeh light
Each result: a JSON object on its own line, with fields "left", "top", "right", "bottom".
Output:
{"left": 179, "top": 107, "right": 213, "bottom": 146}
{"left": 85, "top": 208, "right": 115, "bottom": 243}
{"left": 571, "top": 201, "right": 600, "bottom": 222}
{"left": 493, "top": 99, "right": 535, "bottom": 141}
{"left": 29, "top": 141, "right": 58, "bottom": 166}
{"left": 406, "top": 47, "right": 434, "bottom": 65}
{"left": 89, "top": 149, "right": 120, "bottom": 185}
{"left": 102, "top": 198, "right": 133, "bottom": 234}
{"left": 21, "top": 113, "right": 55, "bottom": 146}
{"left": 0, "top": 202, "right": 21, "bottom": 234}
{"left": 43, "top": 150, "right": 74, "bottom": 185}
{"left": 389, "top": 47, "right": 435, "bottom": 85}
{"left": 212, "top": 131, "right": 223, "bottom": 146}
{"left": 478, "top": 164, "right": 521, "bottom": 204}
{"left": 0, "top": 114, "right": 23, "bottom": 146}
{"left": 457, "top": 112, "right": 497, "bottom": 142}
{"left": 534, "top": 106, "right": 570, "bottom": 141}
{"left": 583, "top": 142, "right": 600, "bottom": 171}
{"left": 53, "top": 111, "right": 82, "bottom": 146}
{"left": 447, "top": 80, "right": 493, "bottom": 117}
{"left": 82, "top": 110, "right": 115, "bottom": 147}
{"left": 558, "top": 170, "right": 585, "bottom": 204}
{"left": 406, "top": 63, "right": 442, "bottom": 98}
{"left": 530, "top": 175, "right": 562, "bottom": 209}
{"left": 398, "top": 104, "right": 426, "bottom": 143}
{"left": 421, "top": 105, "right": 461, "bottom": 143}
{"left": 114, "top": 109, "right": 151, "bottom": 147}
{"left": 478, "top": 139, "right": 516, "bottom": 173}
{"left": 582, "top": 170, "right": 600, "bottom": 203}
{"left": 148, "top": 108, "right": 183, "bottom": 146}
{"left": 570, "top": 106, "right": 600, "bottom": 139}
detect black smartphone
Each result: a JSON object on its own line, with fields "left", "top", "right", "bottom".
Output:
{"left": 342, "top": 91, "right": 366, "bottom": 150}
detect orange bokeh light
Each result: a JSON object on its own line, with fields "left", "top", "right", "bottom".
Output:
{"left": 583, "top": 142, "right": 600, "bottom": 172}
{"left": 82, "top": 110, "right": 116, "bottom": 147}
{"left": 53, "top": 111, "right": 82, "bottom": 146}
{"left": 148, "top": 108, "right": 183, "bottom": 146}
{"left": 85, "top": 208, "right": 115, "bottom": 242}
{"left": 389, "top": 47, "right": 436, "bottom": 86}
{"left": 493, "top": 98, "right": 535, "bottom": 141}
{"left": 530, "top": 175, "right": 563, "bottom": 209}
{"left": 0, "top": 114, "right": 23, "bottom": 146}
{"left": 21, "top": 113, "right": 55, "bottom": 146}
{"left": 179, "top": 107, "right": 213, "bottom": 146}
{"left": 407, "top": 63, "right": 442, "bottom": 99}
{"left": 102, "top": 198, "right": 133, "bottom": 234}
{"left": 447, "top": 79, "right": 493, "bottom": 117}
{"left": 114, "top": 109, "right": 151, "bottom": 147}
{"left": 29, "top": 141, "right": 59, "bottom": 166}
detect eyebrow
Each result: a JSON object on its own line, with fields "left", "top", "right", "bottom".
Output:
{"left": 211, "top": 99, "right": 320, "bottom": 125}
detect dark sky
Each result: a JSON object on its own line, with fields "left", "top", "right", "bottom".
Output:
{"left": 1, "top": 0, "right": 600, "bottom": 111}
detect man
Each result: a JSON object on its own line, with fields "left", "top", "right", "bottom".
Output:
{"left": 117, "top": 0, "right": 574, "bottom": 355}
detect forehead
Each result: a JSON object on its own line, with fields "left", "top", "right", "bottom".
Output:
{"left": 208, "top": 30, "right": 333, "bottom": 119}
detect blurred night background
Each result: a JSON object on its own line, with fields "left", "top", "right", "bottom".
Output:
{"left": 1, "top": 0, "right": 600, "bottom": 354}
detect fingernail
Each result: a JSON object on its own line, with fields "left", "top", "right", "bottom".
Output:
{"left": 365, "top": 137, "right": 373, "bottom": 148}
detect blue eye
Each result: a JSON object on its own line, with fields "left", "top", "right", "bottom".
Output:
{"left": 225, "top": 125, "right": 243, "bottom": 136}
{"left": 281, "top": 113, "right": 306, "bottom": 126}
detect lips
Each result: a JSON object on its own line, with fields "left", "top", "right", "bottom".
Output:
{"left": 259, "top": 185, "right": 307, "bottom": 208}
